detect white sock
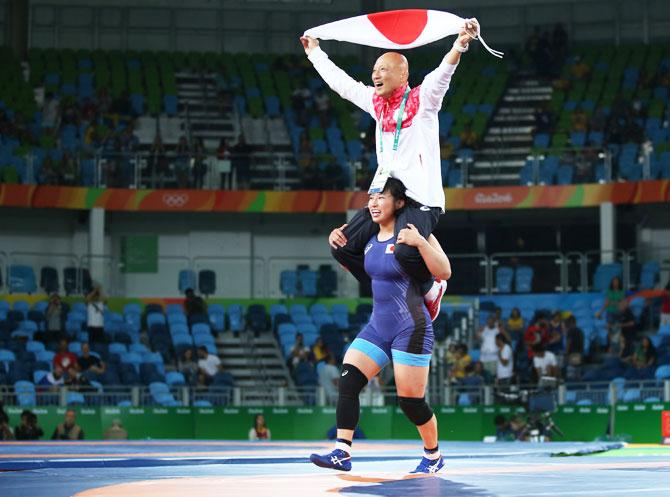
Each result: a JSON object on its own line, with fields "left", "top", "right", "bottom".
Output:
{"left": 424, "top": 280, "right": 441, "bottom": 301}
{"left": 335, "top": 441, "right": 351, "bottom": 454}
{"left": 424, "top": 448, "right": 441, "bottom": 460}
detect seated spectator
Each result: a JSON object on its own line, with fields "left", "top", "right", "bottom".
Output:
{"left": 64, "top": 366, "right": 92, "bottom": 392}
{"left": 51, "top": 409, "right": 84, "bottom": 440}
{"left": 78, "top": 343, "right": 106, "bottom": 380}
{"left": 448, "top": 344, "right": 472, "bottom": 383}
{"left": 632, "top": 337, "right": 656, "bottom": 370}
{"left": 310, "top": 337, "right": 328, "bottom": 364}
{"left": 318, "top": 354, "right": 339, "bottom": 404}
{"left": 14, "top": 410, "right": 43, "bottom": 440}
{"left": 570, "top": 109, "right": 588, "bottom": 132}
{"left": 596, "top": 276, "right": 624, "bottom": 323}
{"left": 461, "top": 362, "right": 484, "bottom": 386}
{"left": 178, "top": 348, "right": 199, "bottom": 385}
{"left": 459, "top": 123, "right": 479, "bottom": 149}
{"left": 506, "top": 308, "right": 525, "bottom": 339}
{"left": 495, "top": 333, "right": 514, "bottom": 386}
{"left": 546, "top": 311, "right": 565, "bottom": 355}
{"left": 617, "top": 334, "right": 634, "bottom": 364}
{"left": 86, "top": 285, "right": 106, "bottom": 343}
{"left": 564, "top": 316, "right": 585, "bottom": 380}
{"left": 104, "top": 419, "right": 128, "bottom": 440}
{"left": 615, "top": 299, "right": 638, "bottom": 346}
{"left": 288, "top": 333, "right": 310, "bottom": 370}
{"left": 196, "top": 345, "right": 221, "bottom": 385}
{"left": 53, "top": 339, "right": 79, "bottom": 372}
{"left": 532, "top": 344, "right": 558, "bottom": 382}
{"left": 184, "top": 288, "right": 207, "bottom": 320}
{"left": 570, "top": 56, "right": 590, "bottom": 80}
{"left": 534, "top": 103, "right": 553, "bottom": 133}
{"left": 39, "top": 365, "right": 65, "bottom": 389}
{"left": 248, "top": 414, "right": 271, "bottom": 441}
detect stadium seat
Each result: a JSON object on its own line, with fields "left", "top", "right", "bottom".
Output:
{"left": 198, "top": 270, "right": 216, "bottom": 296}
{"left": 178, "top": 269, "right": 196, "bottom": 294}
{"left": 515, "top": 266, "right": 534, "bottom": 293}
{"left": 495, "top": 266, "right": 514, "bottom": 293}
{"left": 40, "top": 266, "right": 59, "bottom": 293}
{"left": 8, "top": 265, "right": 37, "bottom": 294}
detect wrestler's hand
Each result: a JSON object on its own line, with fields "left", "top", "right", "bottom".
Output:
{"left": 396, "top": 223, "right": 426, "bottom": 247}
{"left": 329, "top": 224, "right": 348, "bottom": 249}
{"left": 300, "top": 36, "right": 319, "bottom": 56}
{"left": 458, "top": 18, "right": 479, "bottom": 46}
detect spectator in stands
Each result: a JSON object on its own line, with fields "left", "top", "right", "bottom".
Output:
{"left": 506, "top": 308, "right": 525, "bottom": 340}
{"left": 460, "top": 362, "right": 484, "bottom": 386}
{"left": 546, "top": 311, "right": 565, "bottom": 356}
{"left": 551, "top": 23, "right": 568, "bottom": 62}
{"left": 40, "top": 292, "right": 64, "bottom": 343}
{"left": 175, "top": 135, "right": 191, "bottom": 188}
{"left": 60, "top": 152, "right": 78, "bottom": 185}
{"left": 614, "top": 299, "right": 638, "bottom": 348}
{"left": 150, "top": 132, "right": 169, "bottom": 188}
{"left": 495, "top": 333, "right": 514, "bottom": 386}
{"left": 78, "top": 342, "right": 106, "bottom": 380}
{"left": 40, "top": 365, "right": 65, "bottom": 390}
{"left": 104, "top": 419, "right": 128, "bottom": 440}
{"left": 477, "top": 315, "right": 502, "bottom": 376}
{"left": 178, "top": 348, "right": 199, "bottom": 385}
{"left": 524, "top": 319, "right": 549, "bottom": 358}
{"left": 291, "top": 86, "right": 312, "bottom": 127}
{"left": 41, "top": 156, "right": 60, "bottom": 185}
{"left": 192, "top": 137, "right": 208, "bottom": 189}
{"left": 51, "top": 409, "right": 84, "bottom": 440}
{"left": 617, "top": 334, "right": 634, "bottom": 364}
{"left": 534, "top": 104, "right": 553, "bottom": 134}
{"left": 54, "top": 339, "right": 79, "bottom": 372}
{"left": 289, "top": 333, "right": 310, "bottom": 370}
{"left": 86, "top": 285, "right": 106, "bottom": 343}
{"left": 110, "top": 89, "right": 132, "bottom": 117}
{"left": 310, "top": 337, "right": 328, "bottom": 364}
{"left": 216, "top": 137, "right": 231, "bottom": 188}
{"left": 632, "top": 337, "right": 657, "bottom": 371}
{"left": 0, "top": 402, "right": 13, "bottom": 440}
{"left": 570, "top": 56, "right": 590, "bottom": 81}
{"left": 42, "top": 92, "right": 60, "bottom": 130}
{"left": 589, "top": 107, "right": 608, "bottom": 133}
{"left": 460, "top": 123, "right": 479, "bottom": 149}
{"left": 184, "top": 288, "right": 207, "bottom": 320}
{"left": 532, "top": 344, "right": 558, "bottom": 382}
{"left": 564, "top": 316, "right": 585, "bottom": 380}
{"left": 14, "top": 410, "right": 43, "bottom": 440}
{"left": 596, "top": 276, "right": 625, "bottom": 323}
{"left": 448, "top": 344, "right": 472, "bottom": 383}
{"left": 248, "top": 414, "right": 271, "bottom": 441}
{"left": 230, "top": 135, "right": 251, "bottom": 189}
{"left": 570, "top": 109, "right": 588, "bottom": 133}
{"left": 64, "top": 365, "right": 92, "bottom": 392}
{"left": 318, "top": 354, "right": 340, "bottom": 404}
{"left": 314, "top": 88, "right": 332, "bottom": 126}
{"left": 196, "top": 345, "right": 221, "bottom": 385}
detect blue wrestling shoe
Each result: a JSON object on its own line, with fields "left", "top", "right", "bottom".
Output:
{"left": 410, "top": 455, "right": 445, "bottom": 474}
{"left": 309, "top": 449, "right": 352, "bottom": 471}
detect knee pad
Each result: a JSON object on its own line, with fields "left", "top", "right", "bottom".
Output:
{"left": 336, "top": 364, "right": 368, "bottom": 430}
{"left": 398, "top": 396, "right": 433, "bottom": 426}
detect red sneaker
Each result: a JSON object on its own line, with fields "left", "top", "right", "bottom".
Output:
{"left": 425, "top": 279, "right": 448, "bottom": 322}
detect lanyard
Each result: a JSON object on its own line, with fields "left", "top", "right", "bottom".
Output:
{"left": 379, "top": 87, "right": 410, "bottom": 154}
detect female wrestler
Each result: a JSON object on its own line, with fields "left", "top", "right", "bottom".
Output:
{"left": 310, "top": 178, "right": 452, "bottom": 473}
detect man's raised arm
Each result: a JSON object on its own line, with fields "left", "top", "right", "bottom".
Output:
{"left": 300, "top": 36, "right": 374, "bottom": 115}
{"left": 420, "top": 19, "right": 478, "bottom": 112}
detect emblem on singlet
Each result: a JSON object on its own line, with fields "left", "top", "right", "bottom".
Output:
{"left": 364, "top": 243, "right": 373, "bottom": 255}
{"left": 385, "top": 244, "right": 395, "bottom": 254}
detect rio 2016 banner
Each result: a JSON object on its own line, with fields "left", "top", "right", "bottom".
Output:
{"left": 0, "top": 181, "right": 669, "bottom": 213}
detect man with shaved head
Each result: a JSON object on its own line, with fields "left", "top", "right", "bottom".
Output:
{"left": 301, "top": 20, "right": 477, "bottom": 319}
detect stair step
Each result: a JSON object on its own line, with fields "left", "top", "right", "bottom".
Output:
{"left": 507, "top": 87, "right": 552, "bottom": 96}
{"left": 477, "top": 146, "right": 532, "bottom": 156}
{"left": 483, "top": 134, "right": 533, "bottom": 144}
{"left": 474, "top": 159, "right": 526, "bottom": 168}
{"left": 502, "top": 94, "right": 551, "bottom": 103}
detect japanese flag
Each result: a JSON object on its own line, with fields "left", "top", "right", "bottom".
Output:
{"left": 304, "top": 9, "right": 502, "bottom": 58}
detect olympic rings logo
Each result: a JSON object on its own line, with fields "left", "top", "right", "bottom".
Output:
{"left": 162, "top": 193, "right": 189, "bottom": 207}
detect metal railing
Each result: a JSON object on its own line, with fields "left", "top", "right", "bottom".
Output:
{"left": 2, "top": 247, "right": 669, "bottom": 297}
{"left": 2, "top": 380, "right": 668, "bottom": 408}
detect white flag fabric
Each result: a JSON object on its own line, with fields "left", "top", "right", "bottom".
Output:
{"left": 304, "top": 9, "right": 503, "bottom": 58}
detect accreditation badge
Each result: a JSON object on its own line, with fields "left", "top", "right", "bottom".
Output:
{"left": 368, "top": 164, "right": 391, "bottom": 193}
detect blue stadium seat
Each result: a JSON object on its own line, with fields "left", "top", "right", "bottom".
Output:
{"left": 593, "top": 263, "right": 622, "bottom": 292}
{"left": 495, "top": 266, "right": 514, "bottom": 293}
{"left": 280, "top": 270, "right": 298, "bottom": 297}
{"left": 178, "top": 269, "right": 196, "bottom": 294}
{"left": 14, "top": 380, "right": 36, "bottom": 406}
{"left": 515, "top": 266, "right": 534, "bottom": 293}
{"left": 8, "top": 265, "right": 37, "bottom": 294}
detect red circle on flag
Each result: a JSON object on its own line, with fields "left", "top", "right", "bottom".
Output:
{"left": 367, "top": 9, "right": 428, "bottom": 45}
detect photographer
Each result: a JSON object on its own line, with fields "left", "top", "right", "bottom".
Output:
{"left": 14, "top": 410, "right": 44, "bottom": 440}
